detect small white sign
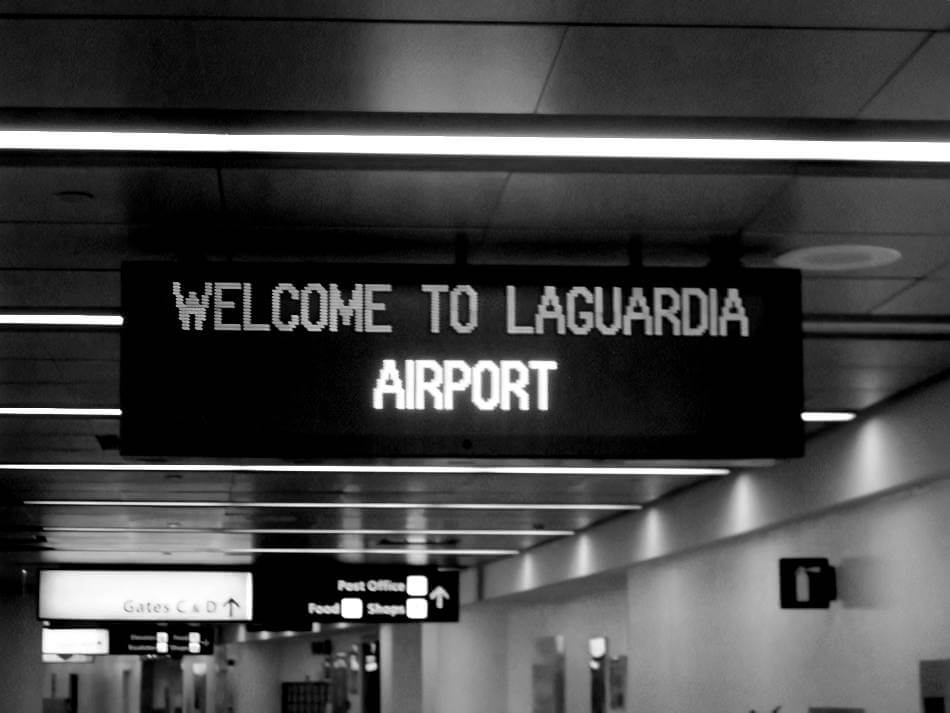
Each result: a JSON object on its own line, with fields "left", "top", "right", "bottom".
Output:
{"left": 39, "top": 570, "right": 253, "bottom": 622}
{"left": 406, "top": 598, "right": 428, "bottom": 620}
{"left": 405, "top": 575, "right": 428, "bottom": 596}
{"left": 341, "top": 598, "right": 363, "bottom": 620}
{"left": 42, "top": 628, "right": 110, "bottom": 655}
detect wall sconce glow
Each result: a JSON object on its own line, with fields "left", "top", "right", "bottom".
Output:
{"left": 4, "top": 130, "right": 950, "bottom": 163}
{"left": 0, "top": 313, "right": 122, "bottom": 327}
{"left": 801, "top": 411, "right": 857, "bottom": 423}
{"left": 0, "top": 408, "right": 121, "bottom": 417}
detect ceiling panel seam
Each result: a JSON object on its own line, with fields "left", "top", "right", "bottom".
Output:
{"left": 738, "top": 176, "right": 798, "bottom": 251}
{"left": 856, "top": 31, "right": 936, "bottom": 116}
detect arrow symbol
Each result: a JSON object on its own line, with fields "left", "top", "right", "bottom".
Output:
{"left": 428, "top": 586, "right": 450, "bottom": 609}
{"left": 223, "top": 598, "right": 240, "bottom": 617}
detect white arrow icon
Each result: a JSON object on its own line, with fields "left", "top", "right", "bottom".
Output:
{"left": 428, "top": 586, "right": 450, "bottom": 609}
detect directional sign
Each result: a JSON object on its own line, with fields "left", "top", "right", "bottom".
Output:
{"left": 38, "top": 570, "right": 253, "bottom": 622}
{"left": 108, "top": 624, "right": 214, "bottom": 656}
{"left": 254, "top": 566, "right": 460, "bottom": 626}
{"left": 42, "top": 628, "right": 110, "bottom": 655}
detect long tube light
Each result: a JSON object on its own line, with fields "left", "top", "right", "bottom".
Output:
{"left": 801, "top": 411, "right": 857, "bottom": 423}
{"left": 4, "top": 130, "right": 950, "bottom": 163}
{"left": 0, "top": 463, "right": 726, "bottom": 476}
{"left": 43, "top": 526, "right": 575, "bottom": 536}
{"left": 0, "top": 408, "right": 122, "bottom": 417}
{"left": 0, "top": 313, "right": 123, "bottom": 327}
{"left": 23, "top": 499, "right": 640, "bottom": 511}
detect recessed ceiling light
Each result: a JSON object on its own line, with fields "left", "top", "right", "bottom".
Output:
{"left": 54, "top": 190, "right": 95, "bottom": 203}
{"left": 775, "top": 245, "right": 902, "bottom": 272}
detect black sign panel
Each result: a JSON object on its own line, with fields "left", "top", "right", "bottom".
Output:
{"left": 254, "top": 566, "right": 459, "bottom": 625}
{"left": 120, "top": 262, "right": 802, "bottom": 459}
{"left": 779, "top": 558, "right": 837, "bottom": 609}
{"left": 108, "top": 623, "right": 214, "bottom": 655}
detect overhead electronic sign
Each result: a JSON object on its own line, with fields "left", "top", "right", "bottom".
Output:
{"left": 38, "top": 570, "right": 253, "bottom": 622}
{"left": 120, "top": 262, "right": 802, "bottom": 459}
{"left": 254, "top": 566, "right": 460, "bottom": 625}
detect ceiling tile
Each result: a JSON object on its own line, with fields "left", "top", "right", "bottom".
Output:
{"left": 0, "top": 225, "right": 164, "bottom": 270}
{"left": 862, "top": 34, "right": 950, "bottom": 119}
{"left": 0, "top": 167, "right": 219, "bottom": 223}
{"left": 537, "top": 28, "right": 924, "bottom": 116}
{"left": 803, "top": 388, "right": 897, "bottom": 411}
{"left": 223, "top": 170, "right": 508, "bottom": 228}
{"left": 0, "top": 20, "right": 562, "bottom": 112}
{"left": 750, "top": 177, "right": 950, "bottom": 235}
{"left": 0, "top": 333, "right": 119, "bottom": 362}
{"left": 804, "top": 337, "right": 950, "bottom": 369}
{"left": 579, "top": 1, "right": 950, "bottom": 29}
{"left": 873, "top": 278, "right": 950, "bottom": 315}
{"left": 492, "top": 173, "right": 787, "bottom": 230}
{"left": 0, "top": 383, "right": 92, "bottom": 406}
{"left": 0, "top": 0, "right": 589, "bottom": 23}
{"left": 802, "top": 277, "right": 912, "bottom": 314}
{"left": 804, "top": 365, "right": 931, "bottom": 392}
{"left": 1, "top": 0, "right": 948, "bottom": 27}
{"left": 0, "top": 270, "right": 118, "bottom": 309}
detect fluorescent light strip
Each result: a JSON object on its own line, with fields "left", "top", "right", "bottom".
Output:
{"left": 801, "top": 411, "right": 857, "bottom": 423}
{"left": 0, "top": 463, "right": 725, "bottom": 476}
{"left": 0, "top": 313, "right": 122, "bottom": 327}
{"left": 4, "top": 130, "right": 950, "bottom": 163}
{"left": 24, "top": 499, "right": 639, "bottom": 511}
{"left": 43, "top": 526, "right": 575, "bottom": 536}
{"left": 0, "top": 408, "right": 121, "bottom": 417}
{"left": 226, "top": 547, "right": 519, "bottom": 556}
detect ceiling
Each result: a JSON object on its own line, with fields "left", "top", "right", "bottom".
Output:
{"left": 1, "top": 1, "right": 950, "bottom": 576}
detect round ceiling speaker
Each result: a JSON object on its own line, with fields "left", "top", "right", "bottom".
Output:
{"left": 774, "top": 244, "right": 902, "bottom": 272}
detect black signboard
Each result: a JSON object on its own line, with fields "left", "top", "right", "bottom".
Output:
{"left": 121, "top": 262, "right": 802, "bottom": 459}
{"left": 108, "top": 623, "right": 214, "bottom": 655}
{"left": 254, "top": 566, "right": 459, "bottom": 625}
{"left": 779, "top": 558, "right": 837, "bottom": 609}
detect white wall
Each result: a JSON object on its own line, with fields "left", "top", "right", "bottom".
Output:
{"left": 422, "top": 604, "right": 509, "bottom": 713}
{"left": 624, "top": 475, "right": 950, "bottom": 713}
{"left": 506, "top": 585, "right": 628, "bottom": 713}
{"left": 0, "top": 591, "right": 43, "bottom": 713}
{"left": 43, "top": 655, "right": 142, "bottom": 713}
{"left": 480, "top": 375, "right": 950, "bottom": 601}
{"left": 224, "top": 629, "right": 368, "bottom": 713}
